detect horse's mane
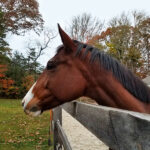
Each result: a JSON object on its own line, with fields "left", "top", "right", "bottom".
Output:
{"left": 73, "top": 40, "right": 150, "bottom": 104}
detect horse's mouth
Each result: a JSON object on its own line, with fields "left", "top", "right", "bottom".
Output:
{"left": 22, "top": 95, "right": 60, "bottom": 116}
{"left": 23, "top": 105, "right": 43, "bottom": 117}
{"left": 24, "top": 108, "right": 42, "bottom": 117}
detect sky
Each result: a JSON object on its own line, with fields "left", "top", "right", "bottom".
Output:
{"left": 8, "top": 0, "right": 150, "bottom": 66}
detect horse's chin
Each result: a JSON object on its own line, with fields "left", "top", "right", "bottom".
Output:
{"left": 24, "top": 109, "right": 43, "bottom": 117}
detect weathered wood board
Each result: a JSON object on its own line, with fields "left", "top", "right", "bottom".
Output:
{"left": 63, "top": 101, "right": 150, "bottom": 150}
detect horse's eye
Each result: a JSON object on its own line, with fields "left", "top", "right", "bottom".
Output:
{"left": 47, "top": 62, "right": 57, "bottom": 70}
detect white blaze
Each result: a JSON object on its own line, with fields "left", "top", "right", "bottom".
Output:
{"left": 22, "top": 82, "right": 36, "bottom": 109}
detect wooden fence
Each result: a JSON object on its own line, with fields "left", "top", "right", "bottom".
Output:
{"left": 50, "top": 101, "right": 150, "bottom": 150}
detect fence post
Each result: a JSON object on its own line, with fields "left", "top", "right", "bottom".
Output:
{"left": 48, "top": 110, "right": 53, "bottom": 146}
{"left": 52, "top": 106, "right": 62, "bottom": 150}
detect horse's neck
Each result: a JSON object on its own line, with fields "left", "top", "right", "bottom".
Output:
{"left": 83, "top": 66, "right": 148, "bottom": 113}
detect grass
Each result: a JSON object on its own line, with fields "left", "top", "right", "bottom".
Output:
{"left": 0, "top": 99, "right": 53, "bottom": 150}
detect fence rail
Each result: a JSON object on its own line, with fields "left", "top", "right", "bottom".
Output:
{"left": 51, "top": 101, "right": 150, "bottom": 150}
{"left": 55, "top": 120, "right": 72, "bottom": 150}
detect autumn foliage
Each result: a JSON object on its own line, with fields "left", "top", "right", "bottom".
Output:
{"left": 0, "top": 0, "right": 44, "bottom": 34}
{"left": 0, "top": 65, "right": 13, "bottom": 88}
{"left": 0, "top": 65, "right": 19, "bottom": 98}
{"left": 22, "top": 75, "right": 34, "bottom": 91}
{"left": 0, "top": 9, "right": 150, "bottom": 99}
{"left": 0, "top": 0, "right": 44, "bottom": 98}
{"left": 87, "top": 16, "right": 150, "bottom": 78}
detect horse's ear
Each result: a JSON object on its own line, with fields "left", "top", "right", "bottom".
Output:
{"left": 58, "top": 24, "right": 75, "bottom": 53}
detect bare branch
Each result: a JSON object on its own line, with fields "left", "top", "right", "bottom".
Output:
{"left": 68, "top": 13, "right": 104, "bottom": 42}
{"left": 27, "top": 27, "right": 56, "bottom": 63}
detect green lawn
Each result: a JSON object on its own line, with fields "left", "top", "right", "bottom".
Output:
{"left": 0, "top": 99, "right": 53, "bottom": 150}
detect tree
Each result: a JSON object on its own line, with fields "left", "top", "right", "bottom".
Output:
{"left": 0, "top": 64, "right": 18, "bottom": 98}
{"left": 5, "top": 28, "right": 56, "bottom": 98}
{"left": 138, "top": 18, "right": 150, "bottom": 73}
{"left": 107, "top": 11, "right": 150, "bottom": 76}
{"left": 0, "top": 0, "right": 44, "bottom": 35}
{"left": 26, "top": 28, "right": 56, "bottom": 80}
{"left": 0, "top": 0, "right": 44, "bottom": 67}
{"left": 88, "top": 11, "right": 148, "bottom": 76}
{"left": 6, "top": 51, "right": 27, "bottom": 86}
{"left": 68, "top": 13, "right": 103, "bottom": 42}
{"left": 22, "top": 75, "right": 34, "bottom": 91}
{"left": 6, "top": 50, "right": 42, "bottom": 98}
{"left": 0, "top": 8, "right": 10, "bottom": 64}
{"left": 26, "top": 47, "right": 42, "bottom": 77}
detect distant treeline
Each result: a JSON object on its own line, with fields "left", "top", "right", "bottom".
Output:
{"left": 0, "top": 0, "right": 150, "bottom": 98}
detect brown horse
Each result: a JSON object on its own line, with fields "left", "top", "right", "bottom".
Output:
{"left": 22, "top": 24, "right": 150, "bottom": 116}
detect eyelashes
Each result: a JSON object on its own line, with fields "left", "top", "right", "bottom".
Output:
{"left": 47, "top": 61, "right": 57, "bottom": 70}
{"left": 46, "top": 60, "right": 67, "bottom": 70}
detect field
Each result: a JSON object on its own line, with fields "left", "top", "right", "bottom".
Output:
{"left": 0, "top": 99, "right": 52, "bottom": 150}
